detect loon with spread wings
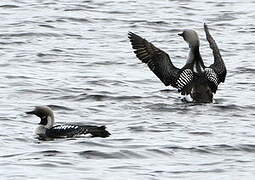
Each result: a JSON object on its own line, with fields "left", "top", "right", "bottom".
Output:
{"left": 128, "top": 23, "right": 226, "bottom": 103}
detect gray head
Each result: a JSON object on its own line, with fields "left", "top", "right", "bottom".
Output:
{"left": 26, "top": 106, "right": 55, "bottom": 129}
{"left": 178, "top": 29, "right": 200, "bottom": 48}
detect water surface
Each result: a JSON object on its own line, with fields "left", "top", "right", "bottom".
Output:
{"left": 0, "top": 0, "right": 255, "bottom": 179}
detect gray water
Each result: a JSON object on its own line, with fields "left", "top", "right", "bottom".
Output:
{"left": 0, "top": 0, "right": 255, "bottom": 179}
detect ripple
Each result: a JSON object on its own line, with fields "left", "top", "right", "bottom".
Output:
{"left": 213, "top": 104, "right": 243, "bottom": 111}
{"left": 163, "top": 144, "right": 250, "bottom": 154}
{"left": 128, "top": 125, "right": 146, "bottom": 132}
{"left": 38, "top": 24, "right": 55, "bottom": 29}
{"left": 76, "top": 93, "right": 143, "bottom": 101}
{"left": 57, "top": 17, "right": 91, "bottom": 23}
{"left": 77, "top": 150, "right": 145, "bottom": 159}
{"left": 4, "top": 75, "right": 32, "bottom": 79}
{"left": 146, "top": 103, "right": 193, "bottom": 113}
{"left": 0, "top": 5, "right": 19, "bottom": 8}
{"left": 0, "top": 32, "right": 61, "bottom": 37}
{"left": 237, "top": 144, "right": 255, "bottom": 152}
{"left": 47, "top": 105, "right": 74, "bottom": 111}
{"left": 0, "top": 41, "right": 25, "bottom": 45}
{"left": 0, "top": 153, "right": 25, "bottom": 158}
{"left": 237, "top": 67, "right": 255, "bottom": 74}
{"left": 75, "top": 140, "right": 113, "bottom": 147}
{"left": 31, "top": 150, "right": 65, "bottom": 157}
{"left": 188, "top": 131, "right": 213, "bottom": 135}
{"left": 146, "top": 148, "right": 173, "bottom": 156}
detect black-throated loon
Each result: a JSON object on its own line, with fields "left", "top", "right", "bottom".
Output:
{"left": 26, "top": 106, "right": 110, "bottom": 138}
{"left": 128, "top": 23, "right": 227, "bottom": 103}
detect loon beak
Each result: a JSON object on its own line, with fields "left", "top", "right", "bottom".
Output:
{"left": 26, "top": 110, "right": 35, "bottom": 115}
{"left": 178, "top": 33, "right": 183, "bottom": 37}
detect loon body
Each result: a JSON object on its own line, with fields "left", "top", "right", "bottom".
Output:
{"left": 128, "top": 24, "right": 226, "bottom": 103}
{"left": 26, "top": 106, "right": 110, "bottom": 138}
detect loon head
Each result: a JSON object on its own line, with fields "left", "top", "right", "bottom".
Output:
{"left": 178, "top": 29, "right": 200, "bottom": 48}
{"left": 26, "top": 106, "right": 55, "bottom": 129}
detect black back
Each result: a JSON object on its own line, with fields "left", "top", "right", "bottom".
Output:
{"left": 45, "top": 124, "right": 110, "bottom": 138}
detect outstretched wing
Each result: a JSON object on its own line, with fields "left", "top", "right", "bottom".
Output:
{"left": 204, "top": 23, "right": 227, "bottom": 84}
{"left": 128, "top": 32, "right": 183, "bottom": 88}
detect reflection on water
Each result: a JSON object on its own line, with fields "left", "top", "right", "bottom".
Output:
{"left": 0, "top": 0, "right": 255, "bottom": 179}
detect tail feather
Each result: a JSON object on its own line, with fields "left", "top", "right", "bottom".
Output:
{"left": 84, "top": 125, "right": 111, "bottom": 138}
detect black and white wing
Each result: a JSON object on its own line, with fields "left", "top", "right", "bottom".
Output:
{"left": 128, "top": 32, "right": 193, "bottom": 94}
{"left": 46, "top": 125, "right": 110, "bottom": 138}
{"left": 46, "top": 125, "right": 87, "bottom": 138}
{"left": 176, "top": 69, "right": 193, "bottom": 95}
{"left": 204, "top": 23, "right": 227, "bottom": 87}
{"left": 204, "top": 68, "right": 218, "bottom": 93}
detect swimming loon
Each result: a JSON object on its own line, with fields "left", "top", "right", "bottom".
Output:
{"left": 128, "top": 23, "right": 226, "bottom": 103}
{"left": 26, "top": 106, "right": 110, "bottom": 138}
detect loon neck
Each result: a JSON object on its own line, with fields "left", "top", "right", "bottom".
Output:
{"left": 192, "top": 46, "right": 202, "bottom": 61}
{"left": 187, "top": 46, "right": 200, "bottom": 63}
{"left": 187, "top": 46, "right": 204, "bottom": 73}
{"left": 39, "top": 116, "right": 54, "bottom": 129}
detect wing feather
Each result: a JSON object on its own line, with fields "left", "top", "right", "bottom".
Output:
{"left": 204, "top": 23, "right": 227, "bottom": 84}
{"left": 204, "top": 68, "right": 218, "bottom": 93}
{"left": 128, "top": 32, "right": 180, "bottom": 87}
{"left": 46, "top": 125, "right": 110, "bottom": 138}
{"left": 46, "top": 125, "right": 86, "bottom": 137}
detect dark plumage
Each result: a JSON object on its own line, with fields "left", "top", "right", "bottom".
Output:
{"left": 128, "top": 23, "right": 226, "bottom": 103}
{"left": 26, "top": 106, "right": 110, "bottom": 138}
{"left": 45, "top": 124, "right": 109, "bottom": 138}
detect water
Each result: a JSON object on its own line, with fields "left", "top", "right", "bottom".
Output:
{"left": 0, "top": 0, "right": 255, "bottom": 179}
